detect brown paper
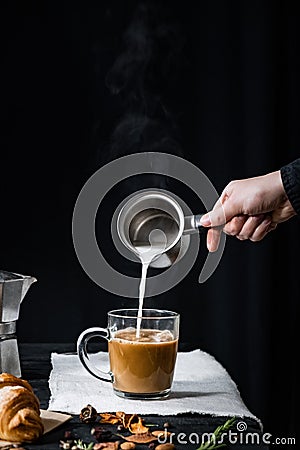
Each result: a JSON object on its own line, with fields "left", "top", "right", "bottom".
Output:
{"left": 0, "top": 409, "right": 72, "bottom": 448}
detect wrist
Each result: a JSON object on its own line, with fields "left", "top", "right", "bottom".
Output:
{"left": 266, "top": 170, "right": 287, "bottom": 199}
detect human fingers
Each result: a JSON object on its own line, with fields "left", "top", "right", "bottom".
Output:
{"left": 249, "top": 219, "right": 277, "bottom": 242}
{"left": 206, "top": 227, "right": 222, "bottom": 252}
{"left": 223, "top": 215, "right": 248, "bottom": 236}
{"left": 235, "top": 215, "right": 267, "bottom": 240}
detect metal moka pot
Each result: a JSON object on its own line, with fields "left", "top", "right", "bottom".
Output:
{"left": 0, "top": 270, "right": 36, "bottom": 376}
{"left": 117, "top": 190, "right": 206, "bottom": 268}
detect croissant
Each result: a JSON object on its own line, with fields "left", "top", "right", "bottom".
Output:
{"left": 0, "top": 372, "right": 44, "bottom": 442}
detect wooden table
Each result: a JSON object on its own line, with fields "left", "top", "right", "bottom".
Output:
{"left": 18, "top": 343, "right": 267, "bottom": 449}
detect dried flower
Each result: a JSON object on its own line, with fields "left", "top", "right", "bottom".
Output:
{"left": 99, "top": 411, "right": 148, "bottom": 433}
{"left": 99, "top": 413, "right": 121, "bottom": 425}
{"left": 128, "top": 417, "right": 149, "bottom": 434}
{"left": 80, "top": 404, "right": 98, "bottom": 424}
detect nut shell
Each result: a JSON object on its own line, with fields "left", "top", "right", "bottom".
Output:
{"left": 155, "top": 444, "right": 175, "bottom": 450}
{"left": 120, "top": 443, "right": 136, "bottom": 450}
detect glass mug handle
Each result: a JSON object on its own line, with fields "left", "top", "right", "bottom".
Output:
{"left": 77, "top": 327, "right": 114, "bottom": 383}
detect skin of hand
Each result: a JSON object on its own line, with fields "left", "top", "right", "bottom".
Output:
{"left": 200, "top": 170, "right": 297, "bottom": 252}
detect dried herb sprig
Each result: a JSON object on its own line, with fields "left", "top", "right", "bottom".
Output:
{"left": 197, "top": 417, "right": 237, "bottom": 450}
{"left": 74, "top": 439, "right": 94, "bottom": 450}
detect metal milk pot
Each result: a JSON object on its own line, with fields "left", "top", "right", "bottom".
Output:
{"left": 117, "top": 190, "right": 206, "bottom": 268}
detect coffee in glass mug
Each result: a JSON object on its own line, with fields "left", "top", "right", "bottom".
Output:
{"left": 77, "top": 309, "right": 180, "bottom": 399}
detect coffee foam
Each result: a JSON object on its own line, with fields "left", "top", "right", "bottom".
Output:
{"left": 113, "top": 327, "right": 175, "bottom": 343}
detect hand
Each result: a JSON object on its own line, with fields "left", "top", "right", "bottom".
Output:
{"left": 200, "top": 170, "right": 296, "bottom": 252}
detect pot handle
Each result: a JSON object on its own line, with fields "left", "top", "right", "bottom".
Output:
{"left": 183, "top": 214, "right": 207, "bottom": 234}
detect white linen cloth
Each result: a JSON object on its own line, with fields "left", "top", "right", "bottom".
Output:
{"left": 48, "top": 349, "right": 262, "bottom": 428}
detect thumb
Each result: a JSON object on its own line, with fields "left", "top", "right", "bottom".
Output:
{"left": 200, "top": 198, "right": 237, "bottom": 227}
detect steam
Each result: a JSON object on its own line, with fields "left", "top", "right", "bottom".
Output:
{"left": 105, "top": 0, "right": 185, "bottom": 161}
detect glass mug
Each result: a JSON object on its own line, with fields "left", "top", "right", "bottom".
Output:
{"left": 77, "top": 309, "right": 180, "bottom": 400}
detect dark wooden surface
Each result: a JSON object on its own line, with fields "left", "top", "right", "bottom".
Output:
{"left": 17, "top": 343, "right": 268, "bottom": 450}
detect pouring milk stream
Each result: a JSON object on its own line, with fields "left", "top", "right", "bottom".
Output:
{"left": 134, "top": 229, "right": 167, "bottom": 337}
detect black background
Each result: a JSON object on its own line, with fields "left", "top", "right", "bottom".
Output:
{"left": 0, "top": 0, "right": 298, "bottom": 442}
